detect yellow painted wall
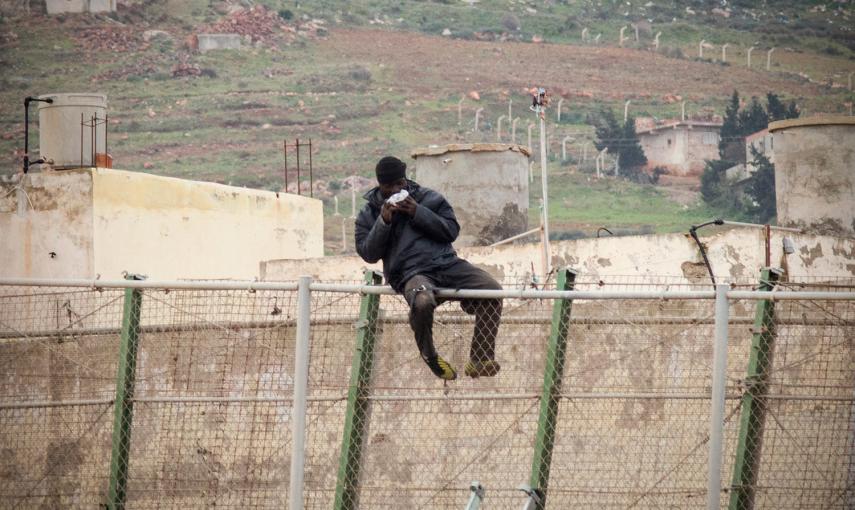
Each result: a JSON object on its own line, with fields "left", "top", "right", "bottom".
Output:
{"left": 261, "top": 228, "right": 855, "bottom": 284}
{"left": 0, "top": 170, "right": 95, "bottom": 278}
{"left": 1, "top": 168, "right": 323, "bottom": 280}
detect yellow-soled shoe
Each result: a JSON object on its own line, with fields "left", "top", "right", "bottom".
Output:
{"left": 464, "top": 360, "right": 501, "bottom": 378}
{"left": 423, "top": 355, "right": 457, "bottom": 380}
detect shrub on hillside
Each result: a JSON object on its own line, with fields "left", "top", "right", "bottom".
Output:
{"left": 501, "top": 13, "right": 520, "bottom": 31}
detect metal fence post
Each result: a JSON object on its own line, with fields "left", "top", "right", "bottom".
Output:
{"left": 107, "top": 274, "right": 145, "bottom": 509}
{"left": 728, "top": 268, "right": 781, "bottom": 510}
{"left": 334, "top": 270, "right": 383, "bottom": 510}
{"left": 529, "top": 268, "right": 577, "bottom": 508}
{"left": 708, "top": 282, "right": 731, "bottom": 510}
{"left": 289, "top": 276, "right": 312, "bottom": 510}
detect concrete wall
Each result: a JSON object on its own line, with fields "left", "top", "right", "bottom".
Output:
{"left": 0, "top": 171, "right": 95, "bottom": 279}
{"left": 261, "top": 227, "right": 855, "bottom": 284}
{"left": 639, "top": 125, "right": 720, "bottom": 176}
{"left": 1, "top": 168, "right": 324, "bottom": 280}
{"left": 770, "top": 116, "right": 855, "bottom": 236}
{"left": 46, "top": 0, "right": 116, "bottom": 14}
{"left": 412, "top": 144, "right": 530, "bottom": 246}
{"left": 197, "top": 34, "right": 242, "bottom": 52}
{"left": 2, "top": 266, "right": 851, "bottom": 506}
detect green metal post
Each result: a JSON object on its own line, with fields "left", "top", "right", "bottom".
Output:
{"left": 529, "top": 268, "right": 577, "bottom": 508}
{"left": 728, "top": 267, "right": 782, "bottom": 510}
{"left": 334, "top": 270, "right": 383, "bottom": 510}
{"left": 107, "top": 275, "right": 145, "bottom": 509}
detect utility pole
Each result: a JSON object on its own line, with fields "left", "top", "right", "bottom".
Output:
{"left": 531, "top": 88, "right": 551, "bottom": 276}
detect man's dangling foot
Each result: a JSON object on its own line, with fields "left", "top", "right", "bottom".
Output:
{"left": 423, "top": 354, "right": 457, "bottom": 380}
{"left": 464, "top": 359, "right": 501, "bottom": 378}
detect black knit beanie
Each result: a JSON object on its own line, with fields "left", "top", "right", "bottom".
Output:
{"left": 375, "top": 156, "right": 407, "bottom": 184}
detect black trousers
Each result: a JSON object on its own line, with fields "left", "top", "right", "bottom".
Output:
{"left": 402, "top": 259, "right": 503, "bottom": 362}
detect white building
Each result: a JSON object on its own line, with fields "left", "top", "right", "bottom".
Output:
{"left": 636, "top": 120, "right": 723, "bottom": 176}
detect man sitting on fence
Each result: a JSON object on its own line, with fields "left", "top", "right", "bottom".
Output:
{"left": 355, "top": 156, "right": 503, "bottom": 380}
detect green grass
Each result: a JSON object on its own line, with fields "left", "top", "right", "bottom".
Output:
{"left": 530, "top": 168, "right": 721, "bottom": 236}
{"left": 1, "top": 0, "right": 852, "bottom": 253}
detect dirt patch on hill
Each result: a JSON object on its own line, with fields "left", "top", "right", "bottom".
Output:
{"left": 316, "top": 28, "right": 826, "bottom": 101}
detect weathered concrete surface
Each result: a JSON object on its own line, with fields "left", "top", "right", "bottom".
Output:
{"left": 261, "top": 227, "right": 855, "bottom": 283}
{"left": 1, "top": 281, "right": 851, "bottom": 507}
{"left": 412, "top": 144, "right": 530, "bottom": 246}
{"left": 637, "top": 121, "right": 721, "bottom": 176}
{"left": 0, "top": 171, "right": 95, "bottom": 279}
{"left": 770, "top": 116, "right": 855, "bottom": 236}
{"left": 46, "top": 0, "right": 116, "bottom": 14}
{"left": 1, "top": 168, "right": 324, "bottom": 279}
{"left": 197, "top": 33, "right": 242, "bottom": 52}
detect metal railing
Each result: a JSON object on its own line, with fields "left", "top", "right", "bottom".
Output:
{"left": 0, "top": 271, "right": 853, "bottom": 509}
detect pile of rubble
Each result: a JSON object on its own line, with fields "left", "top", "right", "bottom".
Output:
{"left": 76, "top": 27, "right": 145, "bottom": 52}
{"left": 203, "top": 5, "right": 287, "bottom": 43}
{"left": 1, "top": 30, "right": 18, "bottom": 46}
{"left": 200, "top": 5, "right": 327, "bottom": 47}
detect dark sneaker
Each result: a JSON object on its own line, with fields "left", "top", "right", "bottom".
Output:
{"left": 464, "top": 360, "right": 501, "bottom": 378}
{"left": 423, "top": 355, "right": 457, "bottom": 380}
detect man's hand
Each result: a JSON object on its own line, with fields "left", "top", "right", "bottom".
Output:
{"left": 395, "top": 196, "right": 418, "bottom": 217}
{"left": 381, "top": 201, "right": 395, "bottom": 224}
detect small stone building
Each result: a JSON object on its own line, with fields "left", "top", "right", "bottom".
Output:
{"left": 636, "top": 120, "right": 723, "bottom": 176}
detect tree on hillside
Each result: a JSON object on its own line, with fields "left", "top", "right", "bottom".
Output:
{"left": 719, "top": 91, "right": 799, "bottom": 163}
{"left": 592, "top": 108, "right": 621, "bottom": 153}
{"left": 619, "top": 115, "right": 648, "bottom": 180}
{"left": 719, "top": 90, "right": 742, "bottom": 160}
{"left": 700, "top": 159, "right": 736, "bottom": 209}
{"left": 745, "top": 146, "right": 777, "bottom": 223}
{"left": 592, "top": 109, "right": 648, "bottom": 181}
{"left": 737, "top": 96, "right": 769, "bottom": 137}
{"left": 766, "top": 92, "right": 788, "bottom": 122}
{"left": 766, "top": 92, "right": 800, "bottom": 122}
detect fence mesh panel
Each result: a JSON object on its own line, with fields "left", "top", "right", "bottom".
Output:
{"left": 0, "top": 286, "right": 124, "bottom": 508}
{"left": 0, "top": 276, "right": 852, "bottom": 509}
{"left": 740, "top": 277, "right": 855, "bottom": 509}
{"left": 126, "top": 288, "right": 298, "bottom": 508}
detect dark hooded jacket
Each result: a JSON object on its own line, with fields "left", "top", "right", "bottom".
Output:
{"left": 355, "top": 180, "right": 460, "bottom": 292}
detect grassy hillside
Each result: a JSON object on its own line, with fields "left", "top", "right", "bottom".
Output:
{"left": 1, "top": 0, "right": 852, "bottom": 253}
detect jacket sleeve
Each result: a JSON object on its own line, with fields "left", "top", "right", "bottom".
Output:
{"left": 355, "top": 209, "right": 392, "bottom": 263}
{"left": 410, "top": 194, "right": 460, "bottom": 243}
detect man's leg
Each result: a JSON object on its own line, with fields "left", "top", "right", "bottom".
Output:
{"left": 403, "top": 274, "right": 456, "bottom": 380}
{"left": 437, "top": 260, "right": 503, "bottom": 377}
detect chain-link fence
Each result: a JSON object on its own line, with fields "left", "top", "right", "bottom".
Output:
{"left": 0, "top": 272, "right": 852, "bottom": 509}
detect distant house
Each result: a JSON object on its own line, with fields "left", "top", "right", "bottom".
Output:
{"left": 636, "top": 120, "right": 723, "bottom": 176}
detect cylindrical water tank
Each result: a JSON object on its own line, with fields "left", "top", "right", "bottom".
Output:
{"left": 37, "top": 93, "right": 107, "bottom": 170}
{"left": 769, "top": 116, "right": 855, "bottom": 236}
{"left": 411, "top": 143, "right": 531, "bottom": 247}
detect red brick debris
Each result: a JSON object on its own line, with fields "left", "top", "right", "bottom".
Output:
{"left": 76, "top": 27, "right": 146, "bottom": 52}
{"left": 203, "top": 5, "right": 288, "bottom": 43}
{"left": 201, "top": 5, "right": 326, "bottom": 45}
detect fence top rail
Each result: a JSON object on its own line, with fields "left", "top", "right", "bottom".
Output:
{"left": 0, "top": 277, "right": 299, "bottom": 292}
{"left": 1, "top": 278, "right": 854, "bottom": 301}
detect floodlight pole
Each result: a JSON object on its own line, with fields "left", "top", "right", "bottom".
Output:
{"left": 532, "top": 88, "right": 552, "bottom": 276}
